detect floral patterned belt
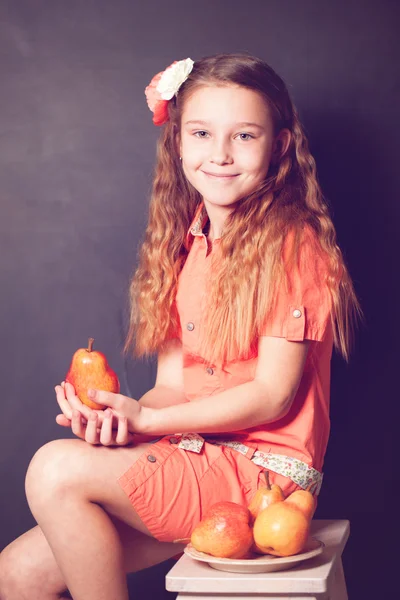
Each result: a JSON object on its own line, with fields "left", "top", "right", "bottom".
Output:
{"left": 174, "top": 433, "right": 323, "bottom": 495}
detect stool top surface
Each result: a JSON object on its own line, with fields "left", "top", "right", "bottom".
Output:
{"left": 166, "top": 519, "right": 350, "bottom": 595}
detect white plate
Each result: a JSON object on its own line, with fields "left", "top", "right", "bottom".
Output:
{"left": 184, "top": 537, "right": 324, "bottom": 573}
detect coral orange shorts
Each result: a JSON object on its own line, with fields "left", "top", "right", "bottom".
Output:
{"left": 118, "top": 435, "right": 302, "bottom": 542}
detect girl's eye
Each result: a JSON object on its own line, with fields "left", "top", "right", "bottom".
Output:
{"left": 194, "top": 131, "right": 209, "bottom": 138}
{"left": 237, "top": 133, "right": 254, "bottom": 141}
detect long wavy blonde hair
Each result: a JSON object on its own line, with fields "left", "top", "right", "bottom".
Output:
{"left": 124, "top": 53, "right": 362, "bottom": 366}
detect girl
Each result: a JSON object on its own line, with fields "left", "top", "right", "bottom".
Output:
{"left": 0, "top": 53, "right": 361, "bottom": 600}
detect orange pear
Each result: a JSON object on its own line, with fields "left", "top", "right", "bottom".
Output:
{"left": 190, "top": 501, "right": 253, "bottom": 558}
{"left": 253, "top": 502, "right": 310, "bottom": 557}
{"left": 248, "top": 470, "right": 285, "bottom": 524}
{"left": 284, "top": 485, "right": 316, "bottom": 521}
{"left": 205, "top": 501, "right": 251, "bottom": 523}
{"left": 65, "top": 338, "right": 120, "bottom": 410}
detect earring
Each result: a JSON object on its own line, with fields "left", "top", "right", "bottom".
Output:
{"left": 179, "top": 156, "right": 182, "bottom": 161}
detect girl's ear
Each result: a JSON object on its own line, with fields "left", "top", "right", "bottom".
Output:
{"left": 271, "top": 128, "right": 291, "bottom": 163}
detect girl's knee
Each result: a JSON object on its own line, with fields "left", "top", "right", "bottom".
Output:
{"left": 25, "top": 439, "right": 86, "bottom": 510}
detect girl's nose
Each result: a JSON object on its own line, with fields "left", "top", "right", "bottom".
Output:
{"left": 210, "top": 139, "right": 233, "bottom": 165}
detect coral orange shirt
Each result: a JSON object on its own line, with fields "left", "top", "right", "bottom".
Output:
{"left": 172, "top": 202, "right": 334, "bottom": 473}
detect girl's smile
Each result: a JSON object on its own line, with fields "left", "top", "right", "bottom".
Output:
{"left": 201, "top": 171, "right": 239, "bottom": 179}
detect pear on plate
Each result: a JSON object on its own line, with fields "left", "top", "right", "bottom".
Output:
{"left": 205, "top": 501, "right": 251, "bottom": 523}
{"left": 248, "top": 470, "right": 285, "bottom": 524}
{"left": 253, "top": 501, "right": 310, "bottom": 557}
{"left": 65, "top": 338, "right": 120, "bottom": 410}
{"left": 284, "top": 485, "right": 316, "bottom": 521}
{"left": 190, "top": 501, "right": 254, "bottom": 559}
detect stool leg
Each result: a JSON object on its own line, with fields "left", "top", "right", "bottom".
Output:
{"left": 329, "top": 557, "right": 348, "bottom": 600}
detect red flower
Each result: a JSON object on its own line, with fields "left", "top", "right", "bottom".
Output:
{"left": 152, "top": 99, "right": 169, "bottom": 126}
{"left": 144, "top": 62, "right": 178, "bottom": 126}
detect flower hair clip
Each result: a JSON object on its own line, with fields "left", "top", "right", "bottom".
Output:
{"left": 145, "top": 58, "right": 194, "bottom": 126}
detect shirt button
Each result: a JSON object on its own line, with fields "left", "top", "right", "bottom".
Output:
{"left": 147, "top": 455, "right": 157, "bottom": 463}
{"left": 206, "top": 367, "right": 214, "bottom": 375}
{"left": 169, "top": 436, "right": 179, "bottom": 444}
{"left": 186, "top": 322, "right": 195, "bottom": 331}
{"left": 293, "top": 309, "right": 302, "bottom": 318}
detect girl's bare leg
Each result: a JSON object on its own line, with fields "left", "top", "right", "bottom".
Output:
{"left": 0, "top": 517, "right": 185, "bottom": 600}
{"left": 0, "top": 438, "right": 185, "bottom": 600}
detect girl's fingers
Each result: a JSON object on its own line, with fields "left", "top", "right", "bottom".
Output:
{"left": 56, "top": 385, "right": 130, "bottom": 446}
{"left": 55, "top": 385, "right": 73, "bottom": 420}
{"left": 115, "top": 415, "right": 129, "bottom": 445}
{"left": 99, "top": 410, "right": 114, "bottom": 446}
{"left": 55, "top": 382, "right": 89, "bottom": 424}
{"left": 65, "top": 382, "right": 106, "bottom": 425}
{"left": 85, "top": 412, "right": 100, "bottom": 445}
{"left": 71, "top": 409, "right": 86, "bottom": 440}
{"left": 64, "top": 382, "right": 89, "bottom": 416}
{"left": 55, "top": 414, "right": 72, "bottom": 427}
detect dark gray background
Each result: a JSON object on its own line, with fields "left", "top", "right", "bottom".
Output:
{"left": 1, "top": 1, "right": 398, "bottom": 598}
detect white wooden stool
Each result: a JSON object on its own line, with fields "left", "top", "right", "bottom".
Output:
{"left": 166, "top": 519, "right": 349, "bottom": 600}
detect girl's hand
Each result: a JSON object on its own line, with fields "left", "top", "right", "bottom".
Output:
{"left": 55, "top": 381, "right": 106, "bottom": 426}
{"left": 54, "top": 382, "right": 135, "bottom": 446}
{"left": 85, "top": 387, "right": 143, "bottom": 433}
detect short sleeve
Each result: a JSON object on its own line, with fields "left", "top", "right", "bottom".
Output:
{"left": 260, "top": 228, "right": 333, "bottom": 342}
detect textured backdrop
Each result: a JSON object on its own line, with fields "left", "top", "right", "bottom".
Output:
{"left": 0, "top": 1, "right": 398, "bottom": 597}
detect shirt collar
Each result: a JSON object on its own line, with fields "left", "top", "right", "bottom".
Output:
{"left": 185, "top": 201, "right": 209, "bottom": 249}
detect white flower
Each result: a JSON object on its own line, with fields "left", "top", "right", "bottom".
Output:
{"left": 156, "top": 58, "right": 194, "bottom": 100}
